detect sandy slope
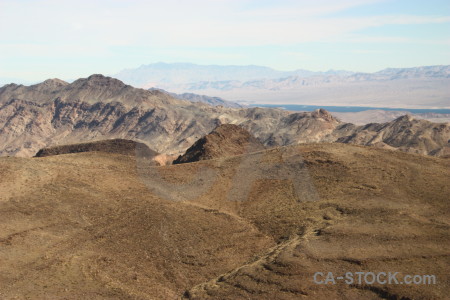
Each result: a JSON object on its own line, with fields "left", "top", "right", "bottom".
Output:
{"left": 0, "top": 143, "right": 449, "bottom": 299}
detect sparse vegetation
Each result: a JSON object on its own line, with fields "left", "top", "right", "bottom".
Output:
{"left": 0, "top": 143, "right": 448, "bottom": 299}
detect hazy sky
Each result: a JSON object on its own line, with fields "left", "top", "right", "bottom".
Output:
{"left": 1, "top": 0, "right": 449, "bottom": 82}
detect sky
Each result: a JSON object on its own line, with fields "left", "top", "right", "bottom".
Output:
{"left": 0, "top": 0, "right": 449, "bottom": 83}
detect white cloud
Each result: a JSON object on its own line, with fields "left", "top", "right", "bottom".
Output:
{"left": 337, "top": 34, "right": 450, "bottom": 45}
{"left": 350, "top": 49, "right": 389, "bottom": 54}
{"left": 2, "top": 0, "right": 448, "bottom": 49}
{"left": 237, "top": 0, "right": 387, "bottom": 18}
{"left": 0, "top": 0, "right": 449, "bottom": 79}
{"left": 0, "top": 43, "right": 112, "bottom": 58}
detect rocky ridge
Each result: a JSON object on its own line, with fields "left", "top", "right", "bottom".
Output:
{"left": 0, "top": 75, "right": 448, "bottom": 158}
{"left": 35, "top": 138, "right": 158, "bottom": 158}
{"left": 173, "top": 124, "right": 265, "bottom": 164}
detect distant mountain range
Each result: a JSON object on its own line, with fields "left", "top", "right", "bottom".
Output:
{"left": 114, "top": 62, "right": 353, "bottom": 87}
{"left": 176, "top": 65, "right": 450, "bottom": 90}
{"left": 114, "top": 63, "right": 450, "bottom": 109}
{"left": 115, "top": 63, "right": 450, "bottom": 88}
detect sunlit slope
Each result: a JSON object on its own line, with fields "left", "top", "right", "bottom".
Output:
{"left": 0, "top": 143, "right": 448, "bottom": 299}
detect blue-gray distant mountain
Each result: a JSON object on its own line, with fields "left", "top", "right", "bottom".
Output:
{"left": 114, "top": 62, "right": 352, "bottom": 88}
{"left": 164, "top": 65, "right": 450, "bottom": 90}
{"left": 148, "top": 87, "right": 243, "bottom": 108}
{"left": 114, "top": 63, "right": 450, "bottom": 109}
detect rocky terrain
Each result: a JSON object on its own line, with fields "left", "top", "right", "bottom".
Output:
{"left": 0, "top": 74, "right": 449, "bottom": 158}
{"left": 173, "top": 124, "right": 265, "bottom": 164}
{"left": 333, "top": 110, "right": 450, "bottom": 125}
{"left": 149, "top": 87, "right": 242, "bottom": 108}
{"left": 0, "top": 142, "right": 448, "bottom": 299}
{"left": 0, "top": 75, "right": 179, "bottom": 108}
{"left": 35, "top": 139, "right": 158, "bottom": 158}
{"left": 336, "top": 115, "right": 450, "bottom": 157}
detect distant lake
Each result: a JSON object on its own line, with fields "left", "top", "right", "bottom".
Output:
{"left": 252, "top": 104, "right": 450, "bottom": 114}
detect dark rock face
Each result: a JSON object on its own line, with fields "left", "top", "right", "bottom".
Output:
{"left": 311, "top": 108, "right": 337, "bottom": 122}
{"left": 173, "top": 124, "right": 265, "bottom": 164}
{"left": 35, "top": 139, "right": 158, "bottom": 158}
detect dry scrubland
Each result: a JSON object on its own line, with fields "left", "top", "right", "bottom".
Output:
{"left": 0, "top": 143, "right": 449, "bottom": 299}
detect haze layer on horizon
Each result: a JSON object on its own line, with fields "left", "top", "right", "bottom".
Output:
{"left": 0, "top": 0, "right": 449, "bottom": 83}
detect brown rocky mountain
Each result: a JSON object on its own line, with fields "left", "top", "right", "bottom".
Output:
{"left": 336, "top": 115, "right": 450, "bottom": 157}
{"left": 0, "top": 142, "right": 448, "bottom": 299}
{"left": 0, "top": 75, "right": 448, "bottom": 158}
{"left": 35, "top": 139, "right": 158, "bottom": 158}
{"left": 173, "top": 124, "right": 265, "bottom": 164}
{"left": 0, "top": 75, "right": 177, "bottom": 107}
{"left": 333, "top": 110, "right": 450, "bottom": 125}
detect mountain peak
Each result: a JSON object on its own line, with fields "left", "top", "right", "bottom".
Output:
{"left": 311, "top": 108, "right": 337, "bottom": 122}
{"left": 70, "top": 74, "right": 128, "bottom": 90}
{"left": 41, "top": 78, "right": 69, "bottom": 87}
{"left": 394, "top": 114, "right": 415, "bottom": 122}
{"left": 86, "top": 74, "right": 124, "bottom": 84}
{"left": 86, "top": 74, "right": 110, "bottom": 80}
{"left": 173, "top": 124, "right": 265, "bottom": 164}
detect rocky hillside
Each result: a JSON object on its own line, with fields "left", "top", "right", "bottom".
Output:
{"left": 148, "top": 87, "right": 242, "bottom": 108}
{"left": 173, "top": 124, "right": 265, "bottom": 164}
{"left": 1, "top": 143, "right": 448, "bottom": 299}
{"left": 0, "top": 74, "right": 179, "bottom": 108}
{"left": 35, "top": 139, "right": 158, "bottom": 158}
{"left": 0, "top": 75, "right": 448, "bottom": 158}
{"left": 337, "top": 115, "right": 450, "bottom": 157}
{"left": 333, "top": 110, "right": 450, "bottom": 125}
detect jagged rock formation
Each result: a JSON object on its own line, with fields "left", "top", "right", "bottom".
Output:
{"left": 0, "top": 74, "right": 179, "bottom": 107}
{"left": 261, "top": 108, "right": 341, "bottom": 146}
{"left": 336, "top": 115, "right": 450, "bottom": 156}
{"left": 333, "top": 110, "right": 450, "bottom": 125}
{"left": 35, "top": 139, "right": 158, "bottom": 158}
{"left": 173, "top": 124, "right": 265, "bottom": 164}
{"left": 0, "top": 75, "right": 449, "bottom": 158}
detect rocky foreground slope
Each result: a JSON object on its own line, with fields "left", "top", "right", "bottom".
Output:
{"left": 0, "top": 143, "right": 448, "bottom": 299}
{"left": 0, "top": 74, "right": 448, "bottom": 157}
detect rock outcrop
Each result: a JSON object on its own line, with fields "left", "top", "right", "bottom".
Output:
{"left": 173, "top": 124, "right": 265, "bottom": 164}
{"left": 35, "top": 138, "right": 158, "bottom": 158}
{"left": 336, "top": 115, "right": 450, "bottom": 156}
